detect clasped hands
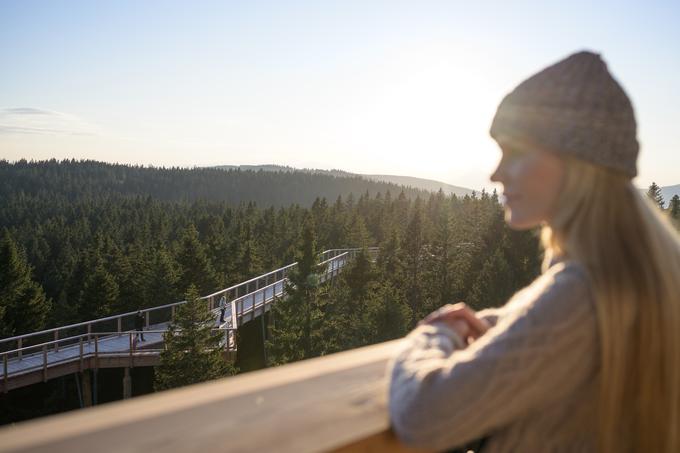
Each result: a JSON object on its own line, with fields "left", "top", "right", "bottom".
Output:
{"left": 419, "top": 302, "right": 491, "bottom": 346}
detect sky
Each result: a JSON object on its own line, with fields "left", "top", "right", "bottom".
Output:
{"left": 1, "top": 0, "right": 679, "bottom": 191}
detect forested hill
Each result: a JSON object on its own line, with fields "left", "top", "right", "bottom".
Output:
{"left": 1, "top": 159, "right": 427, "bottom": 207}
{"left": 213, "top": 164, "right": 474, "bottom": 197}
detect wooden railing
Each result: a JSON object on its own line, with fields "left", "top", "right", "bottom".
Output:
{"left": 0, "top": 339, "right": 429, "bottom": 453}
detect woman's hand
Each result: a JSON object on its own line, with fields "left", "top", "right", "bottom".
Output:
{"left": 420, "top": 302, "right": 491, "bottom": 344}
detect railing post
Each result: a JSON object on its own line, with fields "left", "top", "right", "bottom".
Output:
{"left": 94, "top": 335, "right": 99, "bottom": 370}
{"left": 87, "top": 323, "right": 92, "bottom": 343}
{"left": 42, "top": 345, "right": 47, "bottom": 382}
{"left": 145, "top": 311, "right": 149, "bottom": 328}
{"left": 171, "top": 305, "right": 176, "bottom": 321}
{"left": 54, "top": 330, "right": 59, "bottom": 352}
{"left": 17, "top": 338, "right": 22, "bottom": 360}
{"left": 117, "top": 317, "right": 122, "bottom": 334}
{"left": 3, "top": 353, "right": 7, "bottom": 393}
{"left": 79, "top": 337, "right": 84, "bottom": 372}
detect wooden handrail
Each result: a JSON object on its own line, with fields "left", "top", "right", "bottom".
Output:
{"left": 0, "top": 339, "right": 429, "bottom": 453}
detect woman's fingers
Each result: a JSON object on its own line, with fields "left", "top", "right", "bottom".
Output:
{"left": 445, "top": 309, "right": 490, "bottom": 337}
{"left": 420, "top": 302, "right": 466, "bottom": 324}
{"left": 420, "top": 302, "right": 490, "bottom": 337}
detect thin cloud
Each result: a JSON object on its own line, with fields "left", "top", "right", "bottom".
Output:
{"left": 0, "top": 108, "right": 99, "bottom": 136}
{"left": 4, "top": 107, "right": 54, "bottom": 115}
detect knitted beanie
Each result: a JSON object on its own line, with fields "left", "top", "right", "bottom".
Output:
{"left": 489, "top": 50, "right": 639, "bottom": 177}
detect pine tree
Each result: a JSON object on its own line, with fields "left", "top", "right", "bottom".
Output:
{"left": 669, "top": 195, "right": 680, "bottom": 219}
{"left": 402, "top": 201, "right": 425, "bottom": 317}
{"left": 328, "top": 196, "right": 348, "bottom": 247}
{"left": 378, "top": 228, "right": 404, "bottom": 285}
{"left": 364, "top": 283, "right": 412, "bottom": 344}
{"left": 342, "top": 249, "right": 374, "bottom": 301}
{"left": 237, "top": 240, "right": 262, "bottom": 281}
{"left": 175, "top": 224, "right": 220, "bottom": 295}
{"left": 647, "top": 182, "right": 665, "bottom": 209}
{"left": 145, "top": 247, "right": 180, "bottom": 308}
{"left": 0, "top": 231, "right": 51, "bottom": 336}
{"left": 235, "top": 224, "right": 263, "bottom": 282}
{"left": 423, "top": 211, "right": 456, "bottom": 315}
{"left": 108, "top": 242, "right": 145, "bottom": 313}
{"left": 310, "top": 282, "right": 359, "bottom": 355}
{"left": 79, "top": 258, "right": 119, "bottom": 319}
{"left": 267, "top": 216, "right": 323, "bottom": 364}
{"left": 311, "top": 197, "right": 330, "bottom": 247}
{"left": 154, "top": 285, "right": 234, "bottom": 391}
{"left": 467, "top": 247, "right": 514, "bottom": 310}
{"left": 346, "top": 213, "right": 370, "bottom": 249}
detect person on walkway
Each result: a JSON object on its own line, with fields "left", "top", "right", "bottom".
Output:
{"left": 218, "top": 295, "right": 227, "bottom": 325}
{"left": 388, "top": 50, "right": 680, "bottom": 453}
{"left": 134, "top": 310, "right": 145, "bottom": 342}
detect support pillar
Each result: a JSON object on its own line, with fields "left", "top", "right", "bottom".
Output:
{"left": 80, "top": 371, "right": 92, "bottom": 407}
{"left": 93, "top": 369, "right": 98, "bottom": 405}
{"left": 260, "top": 312, "right": 268, "bottom": 367}
{"left": 123, "top": 367, "right": 132, "bottom": 400}
{"left": 74, "top": 373, "right": 83, "bottom": 408}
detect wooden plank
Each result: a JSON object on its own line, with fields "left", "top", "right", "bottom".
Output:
{"left": 0, "top": 340, "right": 426, "bottom": 453}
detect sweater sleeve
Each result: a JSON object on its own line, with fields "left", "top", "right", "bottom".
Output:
{"left": 387, "top": 262, "right": 599, "bottom": 451}
{"left": 476, "top": 283, "right": 535, "bottom": 328}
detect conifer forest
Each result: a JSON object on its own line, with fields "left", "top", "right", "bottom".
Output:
{"left": 0, "top": 159, "right": 553, "bottom": 423}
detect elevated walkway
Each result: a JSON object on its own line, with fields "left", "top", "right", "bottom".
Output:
{"left": 1, "top": 248, "right": 378, "bottom": 392}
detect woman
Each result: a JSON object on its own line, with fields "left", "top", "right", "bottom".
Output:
{"left": 387, "top": 50, "right": 680, "bottom": 452}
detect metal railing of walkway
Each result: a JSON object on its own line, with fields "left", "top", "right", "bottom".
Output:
{"left": 1, "top": 247, "right": 379, "bottom": 392}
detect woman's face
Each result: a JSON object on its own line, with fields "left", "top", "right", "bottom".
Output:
{"left": 490, "top": 140, "right": 566, "bottom": 230}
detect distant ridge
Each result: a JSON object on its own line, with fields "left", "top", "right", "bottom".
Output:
{"left": 1, "top": 159, "right": 437, "bottom": 209}
{"left": 213, "top": 164, "right": 474, "bottom": 196}
{"left": 362, "top": 174, "right": 472, "bottom": 197}
{"left": 637, "top": 184, "right": 680, "bottom": 204}
{"left": 660, "top": 184, "right": 680, "bottom": 202}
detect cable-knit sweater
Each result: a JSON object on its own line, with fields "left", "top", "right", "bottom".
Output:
{"left": 387, "top": 258, "right": 600, "bottom": 452}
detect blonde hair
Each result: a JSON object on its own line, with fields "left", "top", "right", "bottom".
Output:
{"left": 540, "top": 156, "right": 680, "bottom": 452}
